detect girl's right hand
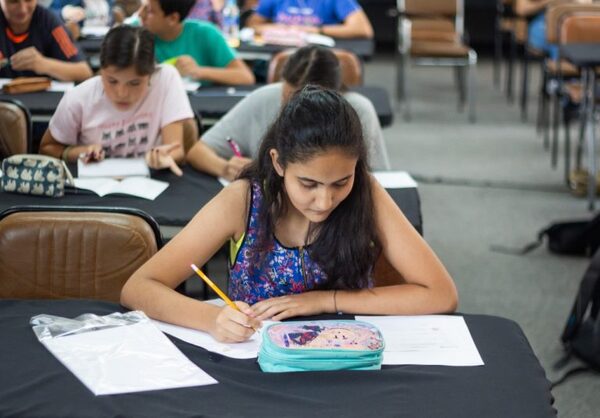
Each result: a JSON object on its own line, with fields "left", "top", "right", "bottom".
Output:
{"left": 223, "top": 156, "right": 252, "bottom": 181}
{"left": 78, "top": 144, "right": 105, "bottom": 163}
{"left": 210, "top": 301, "right": 261, "bottom": 343}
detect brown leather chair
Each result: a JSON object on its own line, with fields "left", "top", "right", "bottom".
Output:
{"left": 267, "top": 48, "right": 363, "bottom": 87}
{"left": 397, "top": 0, "right": 477, "bottom": 122}
{"left": 0, "top": 98, "right": 31, "bottom": 159}
{"left": 555, "top": 13, "right": 600, "bottom": 185}
{"left": 0, "top": 206, "right": 162, "bottom": 302}
{"left": 372, "top": 253, "right": 405, "bottom": 287}
{"left": 543, "top": 4, "right": 600, "bottom": 177}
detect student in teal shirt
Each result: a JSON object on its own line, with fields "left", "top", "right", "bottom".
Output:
{"left": 139, "top": 0, "right": 255, "bottom": 85}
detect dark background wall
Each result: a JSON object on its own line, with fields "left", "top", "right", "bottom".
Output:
{"left": 358, "top": 0, "right": 497, "bottom": 53}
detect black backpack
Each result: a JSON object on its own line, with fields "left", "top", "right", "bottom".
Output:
{"left": 491, "top": 212, "right": 600, "bottom": 256}
{"left": 552, "top": 247, "right": 600, "bottom": 387}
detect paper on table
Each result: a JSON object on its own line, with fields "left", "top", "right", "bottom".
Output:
{"left": 78, "top": 158, "right": 150, "bottom": 178}
{"left": 41, "top": 321, "right": 217, "bottom": 395}
{"left": 356, "top": 315, "right": 484, "bottom": 366}
{"left": 49, "top": 81, "right": 75, "bottom": 92}
{"left": 154, "top": 299, "right": 275, "bottom": 359}
{"left": 372, "top": 171, "right": 418, "bottom": 189}
{"left": 182, "top": 78, "right": 201, "bottom": 91}
{"left": 74, "top": 177, "right": 169, "bottom": 200}
{"left": 81, "top": 26, "right": 110, "bottom": 37}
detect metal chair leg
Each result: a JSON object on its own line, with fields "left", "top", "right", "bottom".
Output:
{"left": 520, "top": 47, "right": 529, "bottom": 121}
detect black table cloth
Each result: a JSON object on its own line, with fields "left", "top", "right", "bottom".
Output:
{"left": 0, "top": 85, "right": 393, "bottom": 127}
{"left": 0, "top": 166, "right": 421, "bottom": 232}
{"left": 0, "top": 299, "right": 556, "bottom": 418}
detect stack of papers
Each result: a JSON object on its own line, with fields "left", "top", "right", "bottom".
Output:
{"left": 77, "top": 158, "right": 150, "bottom": 178}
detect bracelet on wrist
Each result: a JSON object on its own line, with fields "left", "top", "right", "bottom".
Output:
{"left": 61, "top": 146, "right": 73, "bottom": 162}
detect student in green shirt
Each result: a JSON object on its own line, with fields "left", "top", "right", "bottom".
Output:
{"left": 139, "top": 0, "right": 255, "bottom": 85}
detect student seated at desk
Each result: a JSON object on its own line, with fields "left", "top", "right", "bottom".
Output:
{"left": 187, "top": 0, "right": 223, "bottom": 27}
{"left": 39, "top": 25, "right": 194, "bottom": 175}
{"left": 137, "top": 0, "right": 255, "bottom": 85}
{"left": 121, "top": 86, "right": 458, "bottom": 343}
{"left": 186, "top": 45, "right": 390, "bottom": 181}
{"left": 246, "top": 0, "right": 374, "bottom": 39}
{"left": 0, "top": 0, "right": 93, "bottom": 81}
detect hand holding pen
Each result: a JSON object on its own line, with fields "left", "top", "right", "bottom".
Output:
{"left": 191, "top": 264, "right": 260, "bottom": 342}
{"left": 224, "top": 137, "right": 252, "bottom": 181}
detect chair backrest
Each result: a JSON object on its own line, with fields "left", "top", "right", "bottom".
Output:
{"left": 372, "top": 253, "right": 405, "bottom": 287}
{"left": 560, "top": 13, "right": 600, "bottom": 44}
{"left": 545, "top": 1, "right": 598, "bottom": 44}
{"left": 0, "top": 206, "right": 162, "bottom": 302}
{"left": 401, "top": 0, "right": 464, "bottom": 36}
{"left": 267, "top": 48, "right": 363, "bottom": 87}
{"left": 0, "top": 98, "right": 31, "bottom": 159}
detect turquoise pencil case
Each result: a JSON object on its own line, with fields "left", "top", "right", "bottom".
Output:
{"left": 258, "top": 320, "right": 385, "bottom": 373}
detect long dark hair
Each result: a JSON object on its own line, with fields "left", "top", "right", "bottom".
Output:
{"left": 100, "top": 26, "right": 155, "bottom": 76}
{"left": 282, "top": 46, "right": 342, "bottom": 91}
{"left": 240, "top": 86, "right": 379, "bottom": 289}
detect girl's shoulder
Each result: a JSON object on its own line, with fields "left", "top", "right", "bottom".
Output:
{"left": 63, "top": 75, "right": 103, "bottom": 105}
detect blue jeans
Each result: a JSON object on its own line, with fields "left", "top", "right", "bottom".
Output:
{"left": 528, "top": 13, "right": 559, "bottom": 60}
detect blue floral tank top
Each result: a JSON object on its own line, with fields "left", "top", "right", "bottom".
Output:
{"left": 228, "top": 181, "right": 328, "bottom": 304}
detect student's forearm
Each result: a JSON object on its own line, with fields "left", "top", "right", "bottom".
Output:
{"left": 515, "top": 0, "right": 552, "bottom": 17}
{"left": 334, "top": 283, "right": 458, "bottom": 315}
{"left": 39, "top": 58, "right": 93, "bottom": 82}
{"left": 194, "top": 66, "right": 255, "bottom": 85}
{"left": 39, "top": 142, "right": 88, "bottom": 162}
{"left": 321, "top": 23, "right": 373, "bottom": 39}
{"left": 186, "top": 140, "right": 229, "bottom": 177}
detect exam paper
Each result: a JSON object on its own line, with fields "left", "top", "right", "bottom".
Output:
{"left": 74, "top": 177, "right": 169, "bottom": 200}
{"left": 372, "top": 171, "right": 418, "bottom": 189}
{"left": 40, "top": 321, "right": 217, "bottom": 395}
{"left": 154, "top": 299, "right": 274, "bottom": 359}
{"left": 78, "top": 158, "right": 150, "bottom": 178}
{"left": 154, "top": 320, "right": 265, "bottom": 359}
{"left": 356, "top": 315, "right": 484, "bottom": 366}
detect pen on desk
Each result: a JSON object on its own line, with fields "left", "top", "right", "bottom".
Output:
{"left": 190, "top": 264, "right": 257, "bottom": 331}
{"left": 226, "top": 137, "right": 242, "bottom": 157}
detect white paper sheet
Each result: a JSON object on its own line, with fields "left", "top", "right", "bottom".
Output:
{"left": 49, "top": 81, "right": 75, "bottom": 92}
{"left": 372, "top": 171, "right": 418, "bottom": 189}
{"left": 154, "top": 320, "right": 265, "bottom": 359}
{"left": 356, "top": 315, "right": 484, "bottom": 366}
{"left": 182, "top": 78, "right": 201, "bottom": 91}
{"left": 41, "top": 321, "right": 217, "bottom": 395}
{"left": 153, "top": 300, "right": 275, "bottom": 359}
{"left": 81, "top": 26, "right": 110, "bottom": 37}
{"left": 74, "top": 177, "right": 169, "bottom": 200}
{"left": 78, "top": 158, "right": 150, "bottom": 178}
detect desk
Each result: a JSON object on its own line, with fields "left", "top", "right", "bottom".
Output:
{"left": 0, "top": 166, "right": 423, "bottom": 233}
{"left": 77, "top": 37, "right": 375, "bottom": 62}
{"left": 236, "top": 38, "right": 375, "bottom": 61}
{"left": 0, "top": 299, "right": 556, "bottom": 418}
{"left": 0, "top": 85, "right": 393, "bottom": 127}
{"left": 561, "top": 44, "right": 600, "bottom": 210}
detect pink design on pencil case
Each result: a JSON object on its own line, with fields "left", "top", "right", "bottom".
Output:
{"left": 267, "top": 321, "right": 383, "bottom": 351}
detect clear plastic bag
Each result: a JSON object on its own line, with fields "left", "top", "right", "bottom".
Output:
{"left": 30, "top": 311, "right": 217, "bottom": 395}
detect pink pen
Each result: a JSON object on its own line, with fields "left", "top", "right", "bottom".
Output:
{"left": 226, "top": 137, "right": 242, "bottom": 157}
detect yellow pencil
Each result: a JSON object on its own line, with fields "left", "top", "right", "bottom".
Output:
{"left": 190, "top": 264, "right": 238, "bottom": 310}
{"left": 190, "top": 264, "right": 258, "bottom": 332}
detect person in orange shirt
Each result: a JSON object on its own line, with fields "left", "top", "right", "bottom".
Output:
{"left": 0, "top": 0, "right": 92, "bottom": 81}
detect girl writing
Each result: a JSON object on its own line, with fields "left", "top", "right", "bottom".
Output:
{"left": 121, "top": 86, "right": 458, "bottom": 343}
{"left": 40, "top": 25, "right": 194, "bottom": 175}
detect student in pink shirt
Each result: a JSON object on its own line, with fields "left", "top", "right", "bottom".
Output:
{"left": 40, "top": 25, "right": 194, "bottom": 175}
